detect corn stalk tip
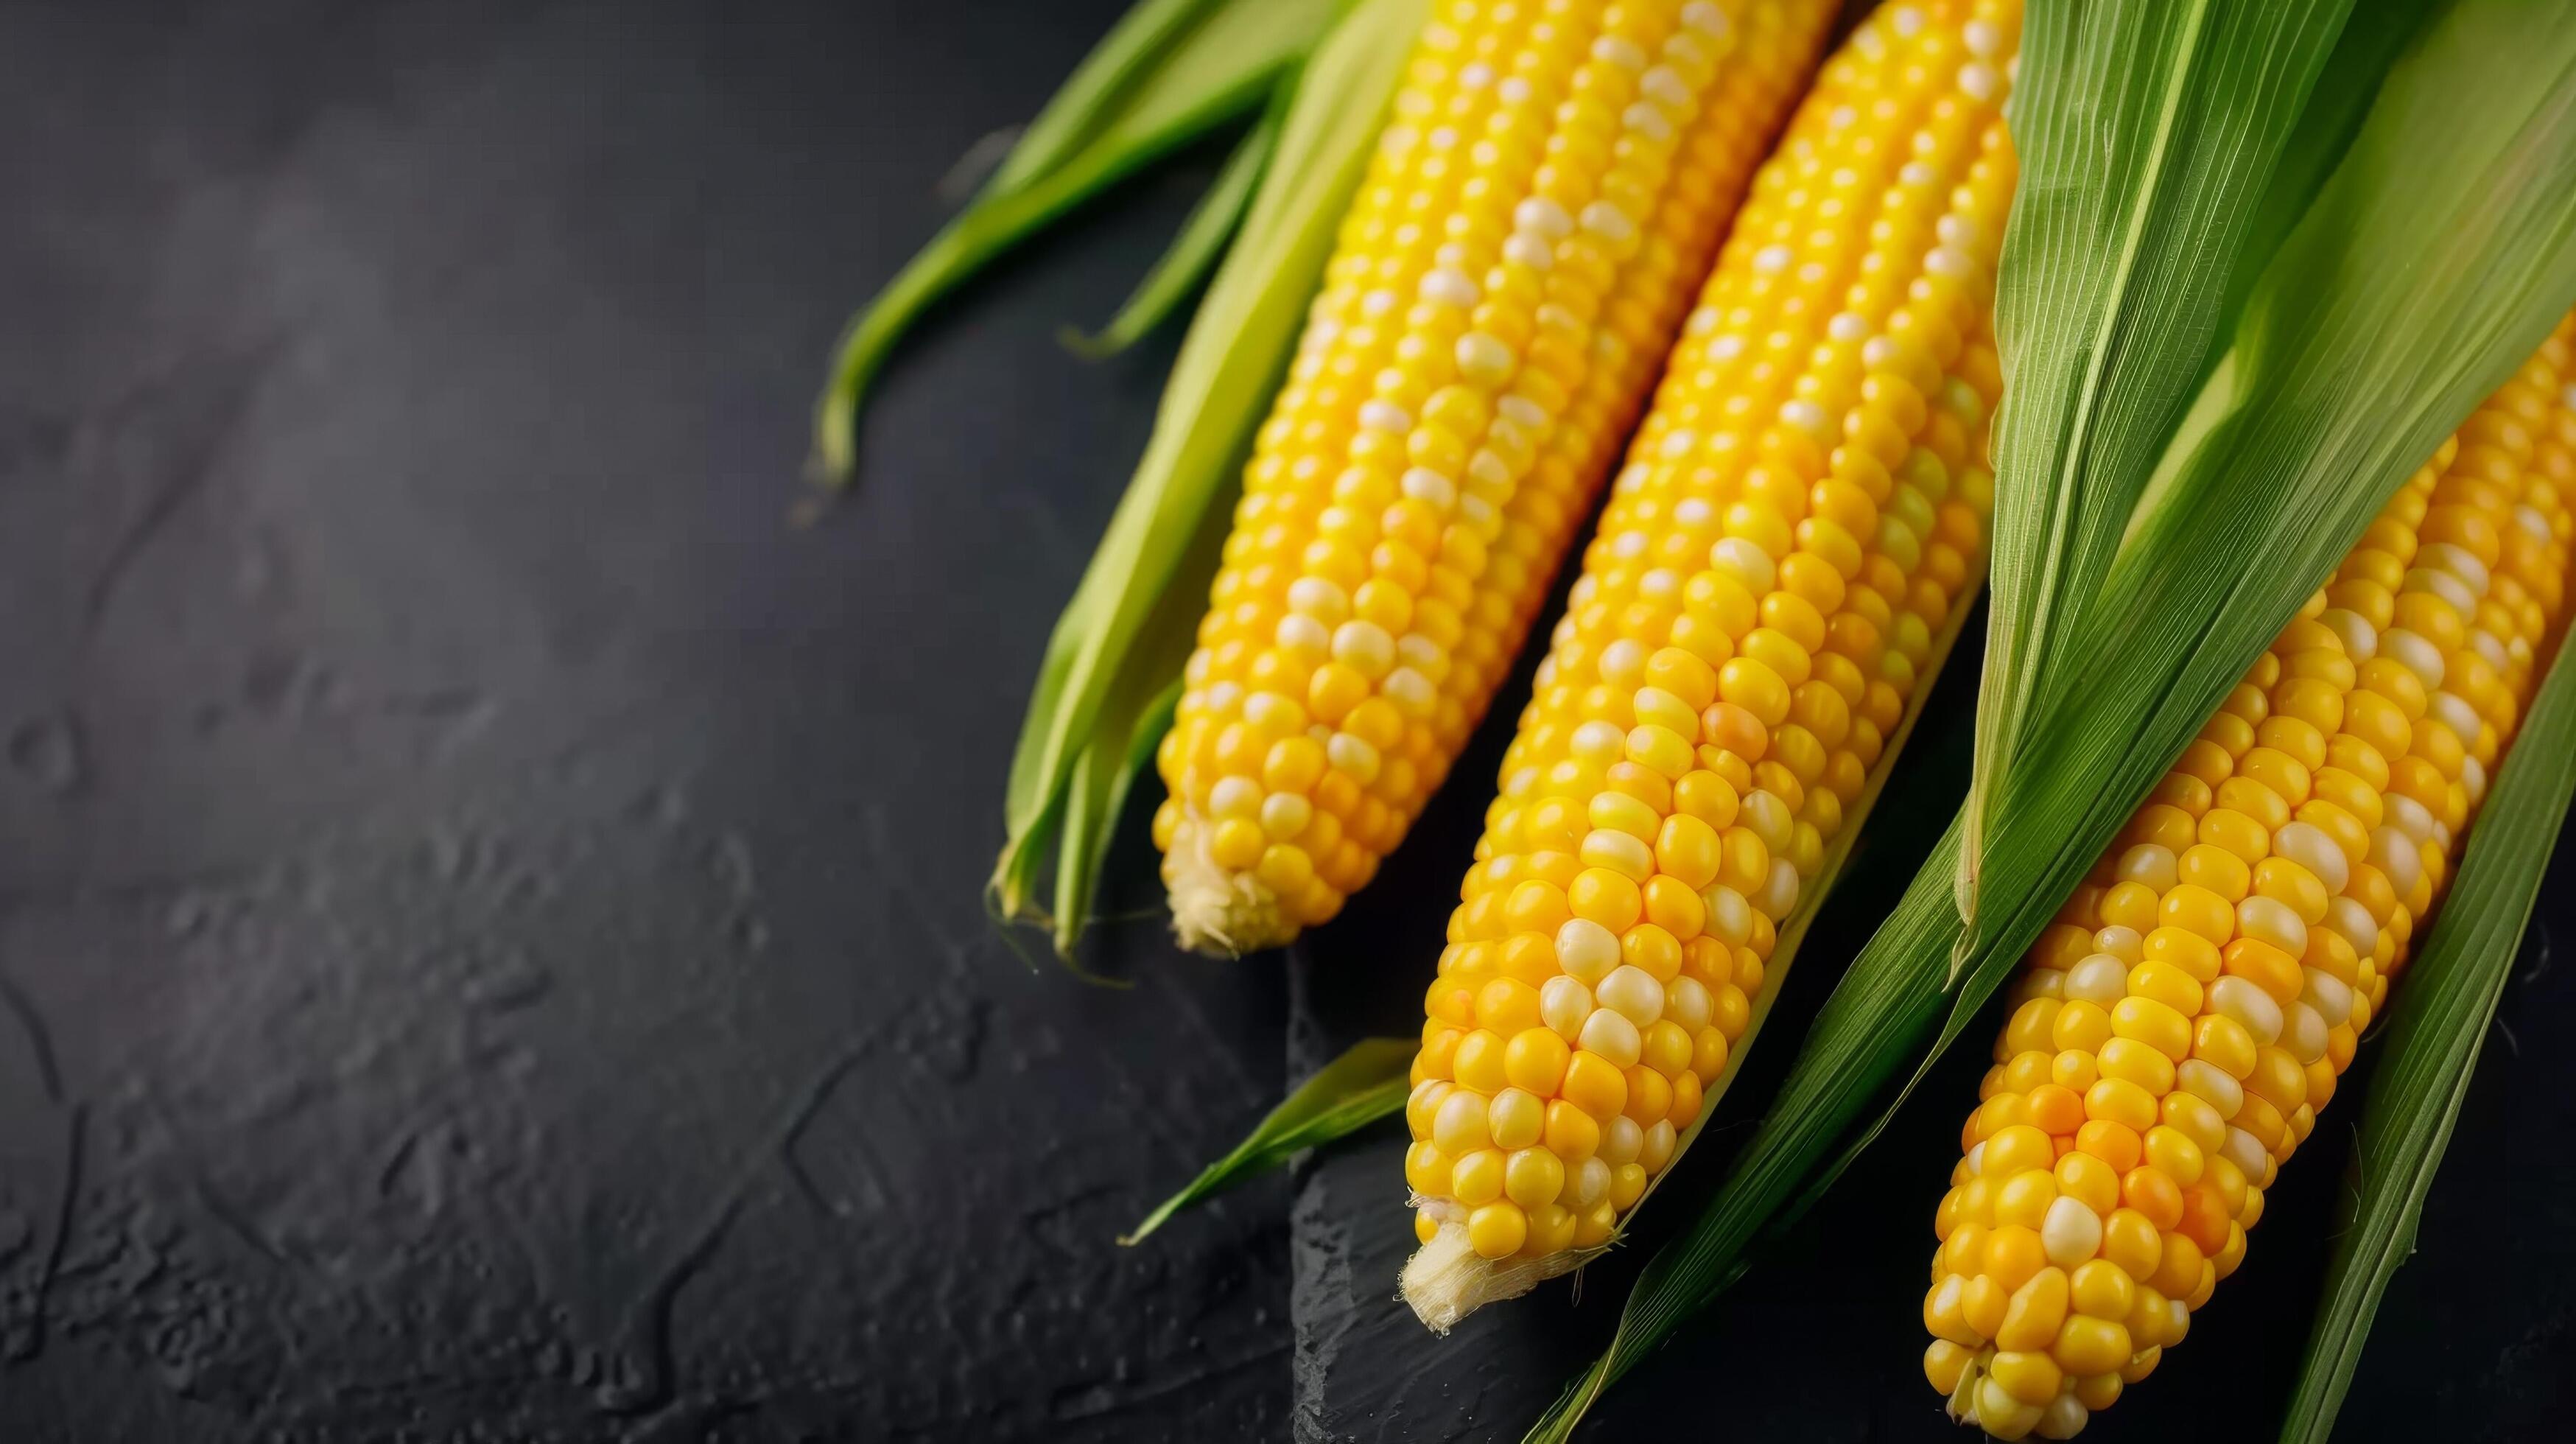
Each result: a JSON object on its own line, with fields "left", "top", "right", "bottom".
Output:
{"left": 1056, "top": 323, "right": 1118, "bottom": 360}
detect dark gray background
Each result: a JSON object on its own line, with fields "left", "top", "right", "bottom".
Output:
{"left": 0, "top": 1, "right": 2564, "bottom": 1441}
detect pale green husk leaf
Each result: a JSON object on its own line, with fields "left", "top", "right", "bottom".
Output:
{"left": 1121, "top": 1037, "right": 1415, "bottom": 1245}
{"left": 1960, "top": 0, "right": 2349, "bottom": 947}
{"left": 1064, "top": 105, "right": 1282, "bottom": 359}
{"left": 810, "top": 0, "right": 1342, "bottom": 483}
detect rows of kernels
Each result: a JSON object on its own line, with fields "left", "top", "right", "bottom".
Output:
{"left": 1404, "top": 0, "right": 2021, "bottom": 1268}
{"left": 1158, "top": 0, "right": 1548, "bottom": 938}
{"left": 1920, "top": 315, "right": 2576, "bottom": 1441}
{"left": 1154, "top": 0, "right": 1838, "bottom": 953}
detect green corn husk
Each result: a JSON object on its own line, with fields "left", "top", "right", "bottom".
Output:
{"left": 1064, "top": 101, "right": 1283, "bottom": 359}
{"left": 1525, "top": 0, "right": 2576, "bottom": 1436}
{"left": 2278, "top": 609, "right": 2576, "bottom": 1440}
{"left": 1121, "top": 1036, "right": 1416, "bottom": 1245}
{"left": 990, "top": 0, "right": 1428, "bottom": 956}
{"left": 1959, "top": 0, "right": 2351, "bottom": 939}
{"left": 810, "top": 0, "right": 1345, "bottom": 484}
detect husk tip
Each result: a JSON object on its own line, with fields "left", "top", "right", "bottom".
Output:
{"left": 1057, "top": 323, "right": 1123, "bottom": 360}
{"left": 805, "top": 405, "right": 855, "bottom": 491}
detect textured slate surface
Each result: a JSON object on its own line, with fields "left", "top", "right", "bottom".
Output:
{"left": 1, "top": 2, "right": 2572, "bottom": 1443}
{"left": 0, "top": 1, "right": 1292, "bottom": 1440}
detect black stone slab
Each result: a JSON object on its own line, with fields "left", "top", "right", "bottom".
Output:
{"left": 0, "top": 1, "right": 1294, "bottom": 1439}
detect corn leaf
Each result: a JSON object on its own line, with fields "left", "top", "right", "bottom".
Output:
{"left": 2199, "top": 0, "right": 2429, "bottom": 375}
{"left": 810, "top": 0, "right": 1342, "bottom": 483}
{"left": 1526, "top": 2, "right": 2576, "bottom": 1435}
{"left": 987, "top": 0, "right": 1229, "bottom": 198}
{"left": 2278, "top": 627, "right": 2576, "bottom": 1441}
{"left": 990, "top": 0, "right": 1426, "bottom": 939}
{"left": 1120, "top": 1036, "right": 1414, "bottom": 1245}
{"left": 1962, "top": 0, "right": 2351, "bottom": 939}
{"left": 1064, "top": 106, "right": 1282, "bottom": 359}
{"left": 1049, "top": 676, "right": 1182, "bottom": 958}
{"left": 1039, "top": 455, "right": 1227, "bottom": 958}
{"left": 2119, "top": 0, "right": 2440, "bottom": 535}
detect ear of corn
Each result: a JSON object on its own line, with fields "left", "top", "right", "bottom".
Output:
{"left": 990, "top": 0, "right": 1429, "bottom": 954}
{"left": 1151, "top": 0, "right": 1842, "bottom": 956}
{"left": 1920, "top": 318, "right": 2576, "bottom": 1441}
{"left": 1396, "top": 0, "right": 2021, "bottom": 1329}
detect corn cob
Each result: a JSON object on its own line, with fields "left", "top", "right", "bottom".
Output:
{"left": 1918, "top": 315, "right": 2576, "bottom": 1441}
{"left": 1151, "top": 0, "right": 1839, "bottom": 955}
{"left": 1399, "top": 0, "right": 2021, "bottom": 1328}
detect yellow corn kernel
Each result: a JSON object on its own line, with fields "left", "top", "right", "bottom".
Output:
{"left": 1996, "top": 1266, "right": 2069, "bottom": 1352}
{"left": 1467, "top": 1201, "right": 1527, "bottom": 1259}
{"left": 1990, "top": 1349, "right": 2063, "bottom": 1406}
{"left": 1925, "top": 1339, "right": 1976, "bottom": 1395}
